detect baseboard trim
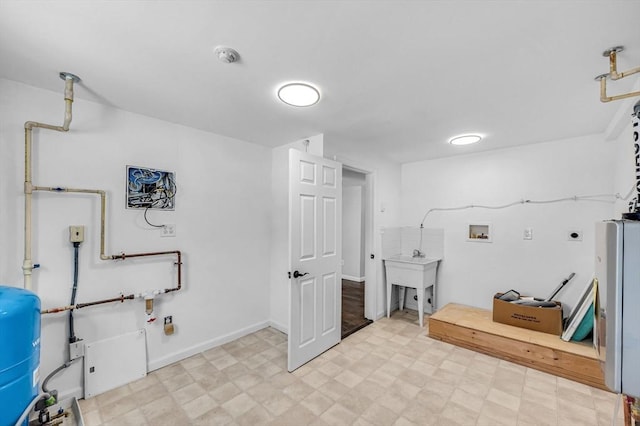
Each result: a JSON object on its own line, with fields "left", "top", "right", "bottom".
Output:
{"left": 147, "top": 320, "right": 270, "bottom": 372}
{"left": 342, "top": 274, "right": 365, "bottom": 282}
{"left": 268, "top": 319, "right": 288, "bottom": 335}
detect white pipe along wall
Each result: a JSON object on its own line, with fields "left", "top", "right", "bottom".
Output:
{"left": 1, "top": 78, "right": 272, "bottom": 400}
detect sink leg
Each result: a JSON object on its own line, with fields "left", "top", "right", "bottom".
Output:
{"left": 417, "top": 287, "right": 424, "bottom": 328}
{"left": 399, "top": 286, "right": 406, "bottom": 311}
{"left": 386, "top": 282, "right": 392, "bottom": 318}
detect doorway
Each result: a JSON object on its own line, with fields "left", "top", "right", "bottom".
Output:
{"left": 341, "top": 168, "right": 372, "bottom": 338}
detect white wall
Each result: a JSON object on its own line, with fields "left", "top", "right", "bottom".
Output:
{"left": 342, "top": 185, "right": 363, "bottom": 280}
{"left": 0, "top": 79, "right": 272, "bottom": 399}
{"left": 401, "top": 134, "right": 618, "bottom": 314}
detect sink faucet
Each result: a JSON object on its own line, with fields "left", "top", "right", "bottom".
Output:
{"left": 412, "top": 249, "right": 425, "bottom": 258}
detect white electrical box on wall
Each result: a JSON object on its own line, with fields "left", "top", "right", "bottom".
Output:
{"left": 84, "top": 329, "right": 147, "bottom": 398}
{"left": 467, "top": 223, "right": 492, "bottom": 242}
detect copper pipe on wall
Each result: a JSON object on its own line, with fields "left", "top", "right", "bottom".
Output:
{"left": 597, "top": 47, "right": 640, "bottom": 103}
{"left": 598, "top": 75, "right": 640, "bottom": 103}
{"left": 41, "top": 294, "right": 136, "bottom": 315}
{"left": 607, "top": 48, "right": 640, "bottom": 81}
{"left": 113, "top": 250, "right": 182, "bottom": 293}
{"left": 40, "top": 251, "right": 182, "bottom": 315}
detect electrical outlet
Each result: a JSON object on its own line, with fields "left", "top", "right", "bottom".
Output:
{"left": 523, "top": 228, "right": 533, "bottom": 240}
{"left": 69, "top": 225, "right": 85, "bottom": 243}
{"left": 568, "top": 229, "right": 583, "bottom": 241}
{"left": 161, "top": 224, "right": 176, "bottom": 237}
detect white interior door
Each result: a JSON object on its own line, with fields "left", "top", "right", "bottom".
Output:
{"left": 288, "top": 149, "right": 342, "bottom": 372}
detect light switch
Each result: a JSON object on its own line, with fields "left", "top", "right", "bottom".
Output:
{"left": 523, "top": 228, "right": 533, "bottom": 240}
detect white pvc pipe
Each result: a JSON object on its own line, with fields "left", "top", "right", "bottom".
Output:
{"left": 23, "top": 76, "right": 76, "bottom": 290}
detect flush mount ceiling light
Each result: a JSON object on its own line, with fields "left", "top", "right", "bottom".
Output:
{"left": 449, "top": 134, "right": 482, "bottom": 145}
{"left": 277, "top": 82, "right": 320, "bottom": 107}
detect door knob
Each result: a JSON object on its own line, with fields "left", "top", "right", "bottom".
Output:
{"left": 293, "top": 270, "right": 309, "bottom": 278}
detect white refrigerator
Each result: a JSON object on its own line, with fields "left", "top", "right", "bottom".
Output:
{"left": 595, "top": 220, "right": 640, "bottom": 396}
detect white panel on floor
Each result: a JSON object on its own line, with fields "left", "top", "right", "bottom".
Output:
{"left": 84, "top": 329, "right": 147, "bottom": 398}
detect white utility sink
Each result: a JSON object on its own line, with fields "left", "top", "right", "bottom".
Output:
{"left": 384, "top": 255, "right": 441, "bottom": 327}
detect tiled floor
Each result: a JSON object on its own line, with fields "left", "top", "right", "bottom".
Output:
{"left": 78, "top": 310, "right": 624, "bottom": 425}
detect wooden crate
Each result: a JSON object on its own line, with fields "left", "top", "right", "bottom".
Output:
{"left": 428, "top": 303, "right": 607, "bottom": 390}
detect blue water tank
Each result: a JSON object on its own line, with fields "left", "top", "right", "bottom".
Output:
{"left": 0, "top": 286, "right": 40, "bottom": 426}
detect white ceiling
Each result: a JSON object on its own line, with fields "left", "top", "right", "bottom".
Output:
{"left": 1, "top": 1, "right": 639, "bottom": 164}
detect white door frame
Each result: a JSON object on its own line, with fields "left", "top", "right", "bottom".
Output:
{"left": 341, "top": 162, "right": 377, "bottom": 321}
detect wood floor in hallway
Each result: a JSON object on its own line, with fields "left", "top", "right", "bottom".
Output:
{"left": 341, "top": 279, "right": 372, "bottom": 339}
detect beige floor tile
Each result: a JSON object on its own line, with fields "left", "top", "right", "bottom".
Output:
{"left": 221, "top": 392, "right": 257, "bottom": 418}
{"left": 338, "top": 391, "right": 374, "bottom": 415}
{"left": 377, "top": 391, "right": 409, "bottom": 415}
{"left": 131, "top": 379, "right": 169, "bottom": 406}
{"left": 449, "top": 387, "right": 484, "bottom": 413}
{"left": 102, "top": 408, "right": 147, "bottom": 426}
{"left": 260, "top": 392, "right": 296, "bottom": 416}
{"left": 128, "top": 373, "right": 160, "bottom": 393}
{"left": 99, "top": 396, "right": 139, "bottom": 423}
{"left": 151, "top": 362, "right": 187, "bottom": 382}
{"left": 160, "top": 370, "right": 194, "bottom": 392}
{"left": 517, "top": 399, "right": 558, "bottom": 426}
{"left": 479, "top": 399, "right": 519, "bottom": 425}
{"left": 272, "top": 404, "right": 318, "bottom": 426}
{"left": 180, "top": 353, "right": 208, "bottom": 370}
{"left": 320, "top": 402, "right": 359, "bottom": 425}
{"left": 81, "top": 409, "right": 102, "bottom": 426}
{"left": 334, "top": 369, "right": 365, "bottom": 388}
{"left": 192, "top": 406, "right": 235, "bottom": 426}
{"left": 282, "top": 378, "right": 315, "bottom": 401}
{"left": 209, "top": 382, "right": 243, "bottom": 404}
{"left": 301, "top": 369, "right": 331, "bottom": 388}
{"left": 95, "top": 384, "right": 132, "bottom": 407}
{"left": 557, "top": 386, "right": 596, "bottom": 410}
{"left": 171, "top": 381, "right": 207, "bottom": 406}
{"left": 211, "top": 354, "right": 239, "bottom": 370}
{"left": 235, "top": 404, "right": 274, "bottom": 426}
{"left": 233, "top": 371, "right": 264, "bottom": 390}
{"left": 201, "top": 345, "right": 228, "bottom": 361}
{"left": 361, "top": 401, "right": 400, "bottom": 426}
{"left": 317, "top": 378, "right": 351, "bottom": 401}
{"left": 439, "top": 401, "right": 479, "bottom": 425}
{"left": 414, "top": 388, "right": 449, "bottom": 413}
{"left": 524, "top": 374, "right": 557, "bottom": 394}
{"left": 393, "top": 416, "right": 418, "bottom": 426}
{"left": 557, "top": 398, "right": 599, "bottom": 425}
{"left": 317, "top": 360, "right": 343, "bottom": 377}
{"left": 78, "top": 319, "right": 617, "bottom": 426}
{"left": 353, "top": 378, "right": 387, "bottom": 401}
{"left": 301, "top": 390, "right": 335, "bottom": 416}
{"left": 183, "top": 393, "right": 219, "bottom": 420}
{"left": 139, "top": 394, "right": 185, "bottom": 423}
{"left": 486, "top": 387, "right": 521, "bottom": 411}
{"left": 78, "top": 397, "right": 98, "bottom": 413}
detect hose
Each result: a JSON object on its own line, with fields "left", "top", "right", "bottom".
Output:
{"left": 42, "top": 359, "right": 77, "bottom": 394}
{"left": 13, "top": 392, "right": 50, "bottom": 426}
{"left": 69, "top": 242, "right": 80, "bottom": 343}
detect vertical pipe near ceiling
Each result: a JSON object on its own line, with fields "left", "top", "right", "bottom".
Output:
{"left": 23, "top": 73, "right": 80, "bottom": 290}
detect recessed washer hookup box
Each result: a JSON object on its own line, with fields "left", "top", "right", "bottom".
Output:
{"left": 493, "top": 293, "right": 563, "bottom": 335}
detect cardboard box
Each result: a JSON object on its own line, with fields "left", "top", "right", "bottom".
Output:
{"left": 492, "top": 293, "right": 563, "bottom": 335}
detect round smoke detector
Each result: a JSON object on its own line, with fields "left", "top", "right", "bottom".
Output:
{"left": 213, "top": 46, "right": 240, "bottom": 63}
